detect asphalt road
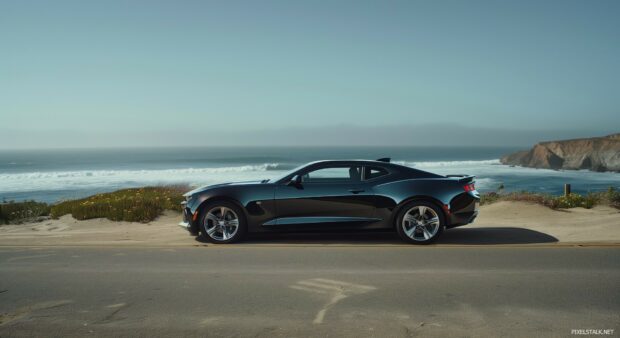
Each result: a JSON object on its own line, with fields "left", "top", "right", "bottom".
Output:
{"left": 1, "top": 245, "right": 618, "bottom": 337}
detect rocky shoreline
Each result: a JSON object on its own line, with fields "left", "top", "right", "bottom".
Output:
{"left": 500, "top": 134, "right": 620, "bottom": 172}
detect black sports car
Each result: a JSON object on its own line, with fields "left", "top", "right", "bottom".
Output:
{"left": 179, "top": 158, "right": 479, "bottom": 244}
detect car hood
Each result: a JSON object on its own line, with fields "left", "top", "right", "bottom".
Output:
{"left": 183, "top": 180, "right": 264, "bottom": 197}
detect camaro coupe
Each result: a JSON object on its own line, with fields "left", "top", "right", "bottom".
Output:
{"left": 179, "top": 158, "right": 479, "bottom": 244}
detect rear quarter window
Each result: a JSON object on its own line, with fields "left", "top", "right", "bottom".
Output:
{"left": 406, "top": 168, "right": 444, "bottom": 178}
{"left": 363, "top": 166, "right": 390, "bottom": 180}
{"left": 391, "top": 164, "right": 444, "bottom": 179}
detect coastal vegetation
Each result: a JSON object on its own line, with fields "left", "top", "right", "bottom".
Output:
{"left": 480, "top": 187, "right": 620, "bottom": 209}
{"left": 50, "top": 186, "right": 186, "bottom": 223}
{"left": 0, "top": 200, "right": 50, "bottom": 224}
{"left": 2, "top": 186, "right": 619, "bottom": 225}
{"left": 1, "top": 186, "right": 186, "bottom": 225}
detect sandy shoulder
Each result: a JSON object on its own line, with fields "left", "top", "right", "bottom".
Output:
{"left": 0, "top": 211, "right": 195, "bottom": 247}
{"left": 0, "top": 202, "right": 618, "bottom": 246}
{"left": 472, "top": 201, "right": 620, "bottom": 243}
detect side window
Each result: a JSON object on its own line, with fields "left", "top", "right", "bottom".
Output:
{"left": 302, "top": 166, "right": 361, "bottom": 183}
{"left": 364, "top": 166, "right": 389, "bottom": 180}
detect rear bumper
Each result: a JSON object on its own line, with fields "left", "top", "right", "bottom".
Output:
{"left": 446, "top": 191, "right": 479, "bottom": 228}
{"left": 448, "top": 209, "right": 478, "bottom": 228}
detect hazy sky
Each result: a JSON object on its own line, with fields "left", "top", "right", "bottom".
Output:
{"left": 1, "top": 0, "right": 619, "bottom": 148}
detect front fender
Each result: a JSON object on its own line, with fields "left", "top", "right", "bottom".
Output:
{"left": 184, "top": 184, "right": 277, "bottom": 232}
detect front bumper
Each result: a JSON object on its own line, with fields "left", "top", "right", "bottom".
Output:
{"left": 178, "top": 220, "right": 191, "bottom": 230}
{"left": 179, "top": 201, "right": 199, "bottom": 235}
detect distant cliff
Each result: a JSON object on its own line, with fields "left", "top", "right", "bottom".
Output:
{"left": 500, "top": 134, "right": 620, "bottom": 172}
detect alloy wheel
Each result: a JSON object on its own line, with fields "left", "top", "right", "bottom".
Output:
{"left": 401, "top": 205, "right": 441, "bottom": 241}
{"left": 204, "top": 206, "right": 240, "bottom": 241}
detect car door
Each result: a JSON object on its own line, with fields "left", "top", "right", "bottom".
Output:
{"left": 271, "top": 164, "right": 377, "bottom": 227}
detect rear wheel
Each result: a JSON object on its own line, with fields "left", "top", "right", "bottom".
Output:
{"left": 199, "top": 201, "right": 247, "bottom": 244}
{"left": 395, "top": 201, "right": 444, "bottom": 244}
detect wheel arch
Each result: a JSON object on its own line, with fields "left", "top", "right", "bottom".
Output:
{"left": 194, "top": 196, "right": 248, "bottom": 224}
{"left": 390, "top": 195, "right": 449, "bottom": 228}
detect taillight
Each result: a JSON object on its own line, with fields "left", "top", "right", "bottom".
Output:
{"left": 463, "top": 183, "right": 476, "bottom": 192}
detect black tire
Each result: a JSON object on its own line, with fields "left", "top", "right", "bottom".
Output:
{"left": 198, "top": 200, "right": 247, "bottom": 244}
{"left": 395, "top": 201, "right": 445, "bottom": 244}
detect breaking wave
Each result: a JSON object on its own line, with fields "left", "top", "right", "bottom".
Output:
{"left": 0, "top": 163, "right": 286, "bottom": 193}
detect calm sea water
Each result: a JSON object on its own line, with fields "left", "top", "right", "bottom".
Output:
{"left": 1, "top": 146, "right": 619, "bottom": 203}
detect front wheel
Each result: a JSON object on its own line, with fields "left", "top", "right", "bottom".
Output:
{"left": 199, "top": 201, "right": 247, "bottom": 244}
{"left": 395, "top": 201, "right": 444, "bottom": 244}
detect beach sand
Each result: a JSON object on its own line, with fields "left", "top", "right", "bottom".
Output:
{"left": 0, "top": 202, "right": 618, "bottom": 247}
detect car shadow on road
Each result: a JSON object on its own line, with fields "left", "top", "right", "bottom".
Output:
{"left": 199, "top": 227, "right": 558, "bottom": 245}
{"left": 438, "top": 227, "right": 558, "bottom": 245}
{"left": 242, "top": 232, "right": 402, "bottom": 245}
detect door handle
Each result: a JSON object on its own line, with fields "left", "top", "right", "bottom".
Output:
{"left": 348, "top": 189, "right": 365, "bottom": 194}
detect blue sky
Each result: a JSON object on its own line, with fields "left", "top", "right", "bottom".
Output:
{"left": 1, "top": 0, "right": 619, "bottom": 147}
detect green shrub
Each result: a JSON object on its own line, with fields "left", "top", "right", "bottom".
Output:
{"left": 50, "top": 186, "right": 186, "bottom": 223}
{"left": 605, "top": 187, "right": 620, "bottom": 208}
{"left": 582, "top": 193, "right": 600, "bottom": 209}
{"left": 551, "top": 193, "right": 587, "bottom": 209}
{"left": 0, "top": 200, "right": 51, "bottom": 224}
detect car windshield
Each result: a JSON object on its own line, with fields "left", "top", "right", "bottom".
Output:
{"left": 269, "top": 163, "right": 308, "bottom": 183}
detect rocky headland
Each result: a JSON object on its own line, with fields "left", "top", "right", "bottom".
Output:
{"left": 500, "top": 134, "right": 620, "bottom": 172}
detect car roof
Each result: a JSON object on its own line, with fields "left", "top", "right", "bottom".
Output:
{"left": 306, "top": 159, "right": 445, "bottom": 178}
{"left": 303, "top": 159, "right": 403, "bottom": 169}
{"left": 274, "top": 159, "right": 443, "bottom": 183}
{"left": 306, "top": 159, "right": 386, "bottom": 165}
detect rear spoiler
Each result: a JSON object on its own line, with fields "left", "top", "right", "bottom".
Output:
{"left": 446, "top": 175, "right": 475, "bottom": 183}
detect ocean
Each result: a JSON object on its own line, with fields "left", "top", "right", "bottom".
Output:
{"left": 1, "top": 146, "right": 619, "bottom": 203}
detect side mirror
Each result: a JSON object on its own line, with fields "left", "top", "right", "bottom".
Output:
{"left": 287, "top": 175, "right": 302, "bottom": 187}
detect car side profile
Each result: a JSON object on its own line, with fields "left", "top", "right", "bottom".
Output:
{"left": 179, "top": 158, "right": 479, "bottom": 244}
